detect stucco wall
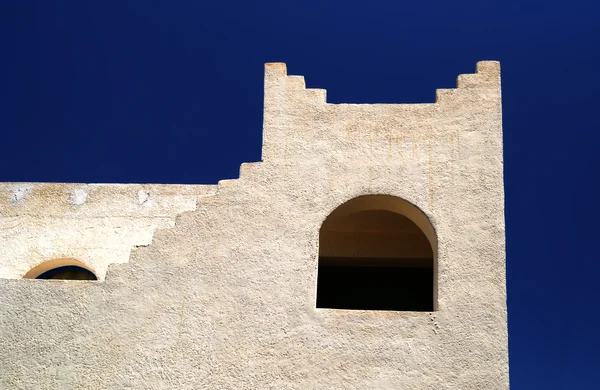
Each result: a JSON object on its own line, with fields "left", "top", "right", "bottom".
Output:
{"left": 0, "top": 62, "right": 507, "bottom": 389}
{"left": 0, "top": 183, "right": 217, "bottom": 280}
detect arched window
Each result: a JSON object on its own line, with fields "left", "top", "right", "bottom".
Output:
{"left": 23, "top": 258, "right": 97, "bottom": 281}
{"left": 317, "top": 195, "right": 437, "bottom": 311}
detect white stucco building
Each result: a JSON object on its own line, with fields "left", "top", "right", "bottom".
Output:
{"left": 0, "top": 61, "right": 507, "bottom": 389}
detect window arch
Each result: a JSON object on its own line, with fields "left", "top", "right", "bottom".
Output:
{"left": 316, "top": 195, "right": 437, "bottom": 311}
{"left": 23, "top": 258, "right": 97, "bottom": 281}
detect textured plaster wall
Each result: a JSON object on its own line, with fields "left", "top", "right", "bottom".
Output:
{"left": 0, "top": 62, "right": 507, "bottom": 389}
{"left": 0, "top": 183, "right": 217, "bottom": 280}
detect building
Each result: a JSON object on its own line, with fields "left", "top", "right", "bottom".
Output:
{"left": 0, "top": 62, "right": 508, "bottom": 389}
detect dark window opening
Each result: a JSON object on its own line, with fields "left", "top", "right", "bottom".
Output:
{"left": 316, "top": 196, "right": 435, "bottom": 312}
{"left": 36, "top": 266, "right": 97, "bottom": 280}
{"left": 317, "top": 261, "right": 433, "bottom": 311}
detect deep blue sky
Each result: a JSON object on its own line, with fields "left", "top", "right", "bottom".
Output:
{"left": 2, "top": 1, "right": 599, "bottom": 388}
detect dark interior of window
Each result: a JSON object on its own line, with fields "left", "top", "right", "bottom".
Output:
{"left": 317, "top": 262, "right": 433, "bottom": 311}
{"left": 36, "top": 265, "right": 97, "bottom": 280}
{"left": 317, "top": 199, "right": 434, "bottom": 312}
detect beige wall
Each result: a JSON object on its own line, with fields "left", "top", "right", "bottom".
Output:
{"left": 0, "top": 183, "right": 217, "bottom": 280}
{"left": 0, "top": 62, "right": 507, "bottom": 389}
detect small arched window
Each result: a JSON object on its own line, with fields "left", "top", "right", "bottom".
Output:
{"left": 317, "top": 195, "right": 437, "bottom": 311}
{"left": 23, "top": 258, "right": 97, "bottom": 281}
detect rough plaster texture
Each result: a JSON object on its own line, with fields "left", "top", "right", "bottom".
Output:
{"left": 0, "top": 183, "right": 217, "bottom": 280}
{"left": 0, "top": 62, "right": 507, "bottom": 389}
